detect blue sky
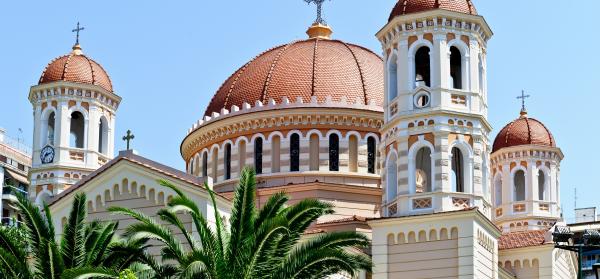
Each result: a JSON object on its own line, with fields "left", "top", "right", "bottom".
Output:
{"left": 1, "top": 0, "right": 598, "bottom": 221}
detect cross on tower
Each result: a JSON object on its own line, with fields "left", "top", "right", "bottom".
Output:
{"left": 304, "top": 0, "right": 330, "bottom": 25}
{"left": 122, "top": 130, "right": 135, "bottom": 150}
{"left": 72, "top": 22, "right": 85, "bottom": 45}
{"left": 516, "top": 90, "right": 530, "bottom": 112}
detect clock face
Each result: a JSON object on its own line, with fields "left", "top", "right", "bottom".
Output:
{"left": 40, "top": 145, "right": 55, "bottom": 164}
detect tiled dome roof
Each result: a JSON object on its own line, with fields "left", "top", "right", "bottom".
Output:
{"left": 204, "top": 38, "right": 384, "bottom": 116}
{"left": 492, "top": 112, "right": 556, "bottom": 153}
{"left": 38, "top": 45, "right": 113, "bottom": 93}
{"left": 389, "top": 0, "right": 477, "bottom": 21}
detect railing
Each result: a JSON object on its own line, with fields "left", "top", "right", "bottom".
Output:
{"left": 2, "top": 185, "right": 27, "bottom": 196}
{"left": 0, "top": 133, "right": 32, "bottom": 156}
{"left": 0, "top": 217, "right": 24, "bottom": 227}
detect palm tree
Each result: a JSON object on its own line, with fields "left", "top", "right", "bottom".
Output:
{"left": 110, "top": 167, "right": 372, "bottom": 279}
{"left": 0, "top": 192, "right": 148, "bottom": 279}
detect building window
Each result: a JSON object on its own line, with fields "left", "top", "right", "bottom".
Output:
{"left": 271, "top": 135, "right": 281, "bottom": 173}
{"left": 254, "top": 138, "right": 263, "bottom": 174}
{"left": 449, "top": 46, "right": 462, "bottom": 89}
{"left": 211, "top": 148, "right": 218, "bottom": 182}
{"left": 70, "top": 111, "right": 85, "bottom": 148}
{"left": 388, "top": 54, "right": 398, "bottom": 101}
{"left": 451, "top": 147, "right": 465, "bottom": 192}
{"left": 514, "top": 170, "right": 526, "bottom": 201}
{"left": 238, "top": 140, "right": 246, "bottom": 173}
{"left": 538, "top": 170, "right": 546, "bottom": 200}
{"left": 329, "top": 134, "right": 339, "bottom": 171}
{"left": 415, "top": 147, "right": 432, "bottom": 193}
{"left": 386, "top": 153, "right": 398, "bottom": 202}
{"left": 202, "top": 152, "right": 208, "bottom": 177}
{"left": 367, "top": 137, "right": 377, "bottom": 174}
{"left": 495, "top": 176, "right": 503, "bottom": 206}
{"left": 224, "top": 143, "right": 231, "bottom": 180}
{"left": 349, "top": 135, "right": 358, "bottom": 173}
{"left": 44, "top": 112, "right": 56, "bottom": 146}
{"left": 98, "top": 117, "right": 108, "bottom": 155}
{"left": 415, "top": 46, "right": 431, "bottom": 87}
{"left": 290, "top": 133, "right": 300, "bottom": 172}
{"left": 189, "top": 159, "right": 194, "bottom": 175}
{"left": 309, "top": 134, "right": 320, "bottom": 171}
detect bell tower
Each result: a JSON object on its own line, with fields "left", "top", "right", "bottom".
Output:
{"left": 28, "top": 35, "right": 120, "bottom": 205}
{"left": 378, "top": 2, "right": 493, "bottom": 218}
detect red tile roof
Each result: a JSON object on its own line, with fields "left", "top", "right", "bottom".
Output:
{"left": 492, "top": 112, "right": 556, "bottom": 153}
{"left": 39, "top": 45, "right": 113, "bottom": 93}
{"left": 498, "top": 230, "right": 548, "bottom": 250}
{"left": 204, "top": 38, "right": 384, "bottom": 116}
{"left": 389, "top": 0, "right": 477, "bottom": 21}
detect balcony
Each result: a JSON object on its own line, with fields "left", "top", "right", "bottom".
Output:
{"left": 2, "top": 185, "right": 27, "bottom": 202}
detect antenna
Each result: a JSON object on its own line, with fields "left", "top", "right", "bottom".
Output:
{"left": 574, "top": 187, "right": 577, "bottom": 209}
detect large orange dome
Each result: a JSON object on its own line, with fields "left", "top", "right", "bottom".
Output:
{"left": 204, "top": 38, "right": 384, "bottom": 116}
{"left": 388, "top": 0, "right": 477, "bottom": 21}
{"left": 38, "top": 45, "right": 113, "bottom": 93}
{"left": 492, "top": 112, "right": 556, "bottom": 153}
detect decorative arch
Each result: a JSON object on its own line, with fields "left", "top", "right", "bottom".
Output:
{"left": 408, "top": 40, "right": 434, "bottom": 89}
{"left": 386, "top": 150, "right": 399, "bottom": 203}
{"left": 511, "top": 166, "right": 527, "bottom": 202}
{"left": 69, "top": 110, "right": 86, "bottom": 149}
{"left": 40, "top": 107, "right": 58, "bottom": 147}
{"left": 449, "top": 139, "right": 474, "bottom": 193}
{"left": 98, "top": 116, "right": 109, "bottom": 155}
{"left": 387, "top": 50, "right": 399, "bottom": 101}
{"left": 494, "top": 172, "right": 503, "bottom": 206}
{"left": 269, "top": 132, "right": 283, "bottom": 173}
{"left": 536, "top": 166, "right": 550, "bottom": 201}
{"left": 408, "top": 139, "right": 435, "bottom": 194}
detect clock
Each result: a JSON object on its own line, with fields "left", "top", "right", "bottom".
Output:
{"left": 40, "top": 145, "right": 55, "bottom": 164}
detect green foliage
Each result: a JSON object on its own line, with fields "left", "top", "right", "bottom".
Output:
{"left": 119, "top": 269, "right": 138, "bottom": 279}
{"left": 111, "top": 167, "right": 372, "bottom": 279}
{"left": 0, "top": 193, "right": 145, "bottom": 279}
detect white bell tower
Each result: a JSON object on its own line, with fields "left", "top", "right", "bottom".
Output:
{"left": 378, "top": 8, "right": 493, "bottom": 218}
{"left": 28, "top": 40, "right": 121, "bottom": 205}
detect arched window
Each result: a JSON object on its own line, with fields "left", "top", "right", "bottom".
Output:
{"left": 254, "top": 138, "right": 263, "bottom": 174}
{"left": 386, "top": 153, "right": 398, "bottom": 202}
{"left": 348, "top": 135, "right": 358, "bottom": 173}
{"left": 290, "top": 133, "right": 300, "bottom": 172}
{"left": 44, "top": 112, "right": 56, "bottom": 146}
{"left": 367, "top": 136, "right": 377, "bottom": 174}
{"left": 415, "top": 147, "right": 432, "bottom": 193}
{"left": 329, "top": 134, "right": 339, "bottom": 171}
{"left": 271, "top": 135, "right": 281, "bottom": 173}
{"left": 238, "top": 140, "right": 246, "bottom": 173}
{"left": 514, "top": 170, "right": 526, "bottom": 201}
{"left": 70, "top": 111, "right": 85, "bottom": 148}
{"left": 449, "top": 46, "right": 462, "bottom": 89}
{"left": 451, "top": 147, "right": 465, "bottom": 192}
{"left": 224, "top": 143, "right": 231, "bottom": 180}
{"left": 211, "top": 148, "right": 218, "bottom": 182}
{"left": 495, "top": 176, "right": 503, "bottom": 206}
{"left": 202, "top": 152, "right": 208, "bottom": 177}
{"left": 415, "top": 47, "right": 431, "bottom": 87}
{"left": 189, "top": 159, "right": 194, "bottom": 175}
{"left": 538, "top": 170, "right": 546, "bottom": 200}
{"left": 309, "top": 134, "right": 320, "bottom": 171}
{"left": 98, "top": 117, "right": 108, "bottom": 154}
{"left": 388, "top": 54, "right": 398, "bottom": 101}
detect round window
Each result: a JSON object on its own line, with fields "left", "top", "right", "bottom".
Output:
{"left": 414, "top": 92, "right": 430, "bottom": 108}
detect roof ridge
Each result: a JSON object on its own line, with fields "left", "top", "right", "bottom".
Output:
{"left": 261, "top": 40, "right": 297, "bottom": 102}
{"left": 311, "top": 39, "right": 319, "bottom": 97}
{"left": 339, "top": 40, "right": 368, "bottom": 105}
{"left": 61, "top": 53, "right": 74, "bottom": 81}
{"left": 83, "top": 55, "right": 96, "bottom": 86}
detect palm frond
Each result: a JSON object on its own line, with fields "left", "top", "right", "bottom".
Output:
{"left": 60, "top": 266, "right": 119, "bottom": 279}
{"left": 61, "top": 193, "right": 88, "bottom": 268}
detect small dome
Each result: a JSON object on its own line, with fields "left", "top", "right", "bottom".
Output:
{"left": 492, "top": 112, "right": 556, "bottom": 153}
{"left": 38, "top": 45, "right": 113, "bottom": 93}
{"left": 204, "top": 38, "right": 384, "bottom": 116}
{"left": 389, "top": 0, "right": 477, "bottom": 21}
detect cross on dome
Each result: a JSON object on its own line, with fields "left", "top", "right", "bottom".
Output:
{"left": 72, "top": 22, "right": 85, "bottom": 45}
{"left": 304, "top": 0, "right": 330, "bottom": 25}
{"left": 516, "top": 90, "right": 530, "bottom": 116}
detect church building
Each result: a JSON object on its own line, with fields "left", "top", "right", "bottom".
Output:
{"left": 22, "top": 0, "right": 577, "bottom": 278}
